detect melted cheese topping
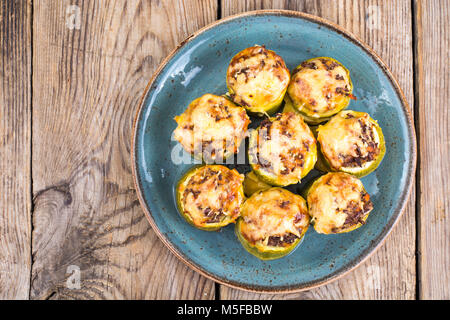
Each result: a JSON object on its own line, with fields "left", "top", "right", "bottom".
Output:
{"left": 317, "top": 111, "right": 381, "bottom": 170}
{"left": 178, "top": 165, "right": 244, "bottom": 227}
{"left": 174, "top": 94, "right": 250, "bottom": 161}
{"left": 240, "top": 188, "right": 309, "bottom": 245}
{"left": 287, "top": 57, "right": 352, "bottom": 117}
{"left": 226, "top": 46, "right": 290, "bottom": 111}
{"left": 307, "top": 172, "right": 372, "bottom": 234}
{"left": 249, "top": 112, "right": 316, "bottom": 185}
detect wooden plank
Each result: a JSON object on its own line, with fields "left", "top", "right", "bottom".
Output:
{"left": 221, "top": 0, "right": 416, "bottom": 299}
{"left": 0, "top": 0, "right": 32, "bottom": 299}
{"left": 31, "top": 0, "right": 217, "bottom": 299}
{"left": 415, "top": 0, "right": 449, "bottom": 300}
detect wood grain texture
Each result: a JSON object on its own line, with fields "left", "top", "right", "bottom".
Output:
{"left": 414, "top": 0, "right": 449, "bottom": 300}
{"left": 221, "top": 0, "right": 416, "bottom": 300}
{"left": 0, "top": 0, "right": 32, "bottom": 299}
{"left": 31, "top": 0, "right": 217, "bottom": 300}
{"left": 5, "top": 0, "right": 449, "bottom": 300}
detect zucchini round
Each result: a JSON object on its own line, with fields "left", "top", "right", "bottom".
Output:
{"left": 316, "top": 110, "right": 385, "bottom": 177}
{"left": 176, "top": 165, "right": 245, "bottom": 231}
{"left": 242, "top": 171, "right": 271, "bottom": 197}
{"left": 235, "top": 187, "right": 310, "bottom": 260}
{"left": 306, "top": 172, "right": 373, "bottom": 234}
{"left": 248, "top": 112, "right": 317, "bottom": 186}
{"left": 173, "top": 94, "right": 250, "bottom": 163}
{"left": 226, "top": 45, "right": 290, "bottom": 116}
{"left": 287, "top": 57, "right": 355, "bottom": 124}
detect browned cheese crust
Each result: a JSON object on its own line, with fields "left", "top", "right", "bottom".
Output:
{"left": 174, "top": 94, "right": 250, "bottom": 161}
{"left": 240, "top": 188, "right": 309, "bottom": 247}
{"left": 307, "top": 172, "right": 373, "bottom": 234}
{"left": 227, "top": 46, "right": 290, "bottom": 111}
{"left": 179, "top": 166, "right": 244, "bottom": 226}
{"left": 318, "top": 111, "right": 381, "bottom": 170}
{"left": 250, "top": 112, "right": 316, "bottom": 184}
{"left": 288, "top": 58, "right": 354, "bottom": 117}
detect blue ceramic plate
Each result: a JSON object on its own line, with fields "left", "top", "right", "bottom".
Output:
{"left": 132, "top": 10, "right": 416, "bottom": 292}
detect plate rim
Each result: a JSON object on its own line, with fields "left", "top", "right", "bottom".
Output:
{"left": 131, "top": 9, "right": 417, "bottom": 293}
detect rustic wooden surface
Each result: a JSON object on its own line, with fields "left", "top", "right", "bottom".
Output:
{"left": 0, "top": 0, "right": 32, "bottom": 300}
{"left": 0, "top": 0, "right": 447, "bottom": 300}
{"left": 31, "top": 0, "right": 217, "bottom": 300}
{"left": 414, "top": 0, "right": 449, "bottom": 300}
{"left": 220, "top": 0, "right": 417, "bottom": 300}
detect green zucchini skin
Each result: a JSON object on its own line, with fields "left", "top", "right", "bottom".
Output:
{"left": 235, "top": 188, "right": 310, "bottom": 260}
{"left": 235, "top": 219, "right": 303, "bottom": 260}
{"left": 242, "top": 171, "right": 271, "bottom": 197}
{"left": 283, "top": 94, "right": 333, "bottom": 125}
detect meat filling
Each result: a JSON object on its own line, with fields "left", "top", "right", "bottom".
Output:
{"left": 332, "top": 192, "right": 373, "bottom": 232}
{"left": 239, "top": 188, "right": 310, "bottom": 248}
{"left": 318, "top": 111, "right": 382, "bottom": 170}
{"left": 250, "top": 112, "right": 315, "bottom": 184}
{"left": 339, "top": 119, "right": 380, "bottom": 168}
{"left": 267, "top": 233, "right": 299, "bottom": 247}
{"left": 180, "top": 166, "right": 243, "bottom": 226}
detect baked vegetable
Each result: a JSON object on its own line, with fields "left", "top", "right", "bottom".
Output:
{"left": 248, "top": 112, "right": 317, "bottom": 186}
{"left": 226, "top": 45, "right": 290, "bottom": 116}
{"left": 174, "top": 94, "right": 250, "bottom": 163}
{"left": 176, "top": 165, "right": 245, "bottom": 231}
{"left": 316, "top": 110, "right": 385, "bottom": 177}
{"left": 236, "top": 188, "right": 310, "bottom": 260}
{"left": 287, "top": 57, "right": 355, "bottom": 124}
{"left": 242, "top": 171, "right": 271, "bottom": 197}
{"left": 306, "top": 172, "right": 373, "bottom": 234}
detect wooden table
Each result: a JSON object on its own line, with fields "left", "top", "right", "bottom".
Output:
{"left": 0, "top": 0, "right": 448, "bottom": 300}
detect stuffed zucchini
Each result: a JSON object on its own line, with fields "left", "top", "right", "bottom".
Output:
{"left": 236, "top": 188, "right": 310, "bottom": 260}
{"left": 226, "top": 45, "right": 290, "bottom": 116}
{"left": 173, "top": 94, "right": 250, "bottom": 163}
{"left": 306, "top": 172, "right": 373, "bottom": 234}
{"left": 287, "top": 57, "right": 355, "bottom": 124}
{"left": 248, "top": 112, "right": 317, "bottom": 186}
{"left": 242, "top": 171, "right": 271, "bottom": 197}
{"left": 176, "top": 165, "right": 245, "bottom": 231}
{"left": 316, "top": 110, "right": 385, "bottom": 177}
